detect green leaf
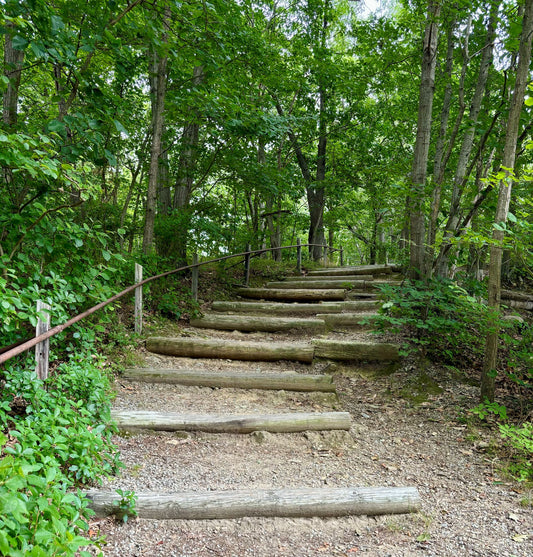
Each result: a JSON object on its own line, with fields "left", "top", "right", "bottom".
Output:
{"left": 102, "top": 250, "right": 111, "bottom": 261}
{"left": 113, "top": 120, "right": 129, "bottom": 136}
{"left": 48, "top": 120, "right": 66, "bottom": 133}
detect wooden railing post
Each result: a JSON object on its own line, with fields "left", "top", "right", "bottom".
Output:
{"left": 192, "top": 254, "right": 199, "bottom": 301}
{"left": 296, "top": 238, "right": 302, "bottom": 274}
{"left": 244, "top": 245, "right": 251, "bottom": 286}
{"left": 340, "top": 246, "right": 344, "bottom": 266}
{"left": 134, "top": 263, "right": 143, "bottom": 334}
{"left": 323, "top": 245, "right": 328, "bottom": 267}
{"left": 35, "top": 301, "right": 51, "bottom": 381}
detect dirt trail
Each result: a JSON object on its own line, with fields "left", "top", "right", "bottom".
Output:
{"left": 87, "top": 285, "right": 532, "bottom": 556}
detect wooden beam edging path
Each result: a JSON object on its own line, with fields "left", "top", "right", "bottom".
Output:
{"left": 111, "top": 410, "right": 351, "bottom": 433}
{"left": 146, "top": 337, "right": 315, "bottom": 363}
{"left": 211, "top": 300, "right": 380, "bottom": 314}
{"left": 85, "top": 487, "right": 421, "bottom": 519}
{"left": 122, "top": 368, "right": 336, "bottom": 392}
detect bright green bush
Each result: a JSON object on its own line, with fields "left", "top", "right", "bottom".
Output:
{"left": 374, "top": 278, "right": 495, "bottom": 366}
{"left": 0, "top": 354, "right": 120, "bottom": 556}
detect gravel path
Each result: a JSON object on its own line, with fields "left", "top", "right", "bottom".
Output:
{"left": 86, "top": 322, "right": 532, "bottom": 556}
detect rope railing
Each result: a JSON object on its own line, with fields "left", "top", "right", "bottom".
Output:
{"left": 0, "top": 242, "right": 343, "bottom": 367}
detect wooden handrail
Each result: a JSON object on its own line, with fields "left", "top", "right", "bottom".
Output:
{"left": 0, "top": 243, "right": 341, "bottom": 366}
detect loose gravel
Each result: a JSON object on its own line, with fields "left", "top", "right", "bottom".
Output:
{"left": 86, "top": 323, "right": 533, "bottom": 557}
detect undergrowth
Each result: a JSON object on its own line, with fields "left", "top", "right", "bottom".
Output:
{"left": 0, "top": 353, "right": 120, "bottom": 556}
{"left": 374, "top": 277, "right": 533, "bottom": 483}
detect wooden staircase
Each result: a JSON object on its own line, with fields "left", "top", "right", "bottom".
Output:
{"left": 87, "top": 264, "right": 420, "bottom": 524}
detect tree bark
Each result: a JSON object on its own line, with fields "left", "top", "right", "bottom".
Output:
{"left": 408, "top": 1, "right": 441, "bottom": 280}
{"left": 142, "top": 9, "right": 169, "bottom": 255}
{"left": 435, "top": 5, "right": 497, "bottom": 277}
{"left": 481, "top": 0, "right": 533, "bottom": 402}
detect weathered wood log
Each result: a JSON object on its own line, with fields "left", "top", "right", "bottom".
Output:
{"left": 236, "top": 288, "right": 346, "bottom": 301}
{"left": 147, "top": 337, "right": 315, "bottom": 363}
{"left": 284, "top": 275, "right": 374, "bottom": 282}
{"left": 502, "top": 300, "right": 533, "bottom": 310}
{"left": 211, "top": 300, "right": 380, "bottom": 314}
{"left": 189, "top": 314, "right": 326, "bottom": 333}
{"left": 86, "top": 486, "right": 421, "bottom": 519}
{"left": 122, "top": 368, "right": 336, "bottom": 392}
{"left": 265, "top": 280, "right": 366, "bottom": 289}
{"left": 308, "top": 265, "right": 393, "bottom": 276}
{"left": 346, "top": 292, "right": 378, "bottom": 299}
{"left": 317, "top": 313, "right": 379, "bottom": 329}
{"left": 313, "top": 339, "right": 400, "bottom": 361}
{"left": 111, "top": 410, "right": 351, "bottom": 433}
{"left": 501, "top": 289, "right": 533, "bottom": 302}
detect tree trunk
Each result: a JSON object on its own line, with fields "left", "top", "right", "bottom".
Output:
{"left": 426, "top": 15, "right": 456, "bottom": 274}
{"left": 481, "top": 0, "right": 533, "bottom": 402}
{"left": 408, "top": 0, "right": 440, "bottom": 280}
{"left": 435, "top": 5, "right": 497, "bottom": 277}
{"left": 2, "top": 22, "right": 25, "bottom": 191}
{"left": 142, "top": 11, "right": 169, "bottom": 255}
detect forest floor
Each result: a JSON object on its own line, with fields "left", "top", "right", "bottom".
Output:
{"left": 85, "top": 319, "right": 533, "bottom": 557}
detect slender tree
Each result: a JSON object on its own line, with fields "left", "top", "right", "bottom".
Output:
{"left": 480, "top": 0, "right": 533, "bottom": 402}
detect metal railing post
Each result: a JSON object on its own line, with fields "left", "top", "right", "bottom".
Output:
{"left": 296, "top": 238, "right": 302, "bottom": 274}
{"left": 323, "top": 245, "right": 328, "bottom": 266}
{"left": 340, "top": 246, "right": 344, "bottom": 266}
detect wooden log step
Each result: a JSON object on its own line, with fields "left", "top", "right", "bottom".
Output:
{"left": 265, "top": 280, "right": 368, "bottom": 289}
{"left": 147, "top": 337, "right": 315, "bottom": 363}
{"left": 189, "top": 314, "right": 326, "bottom": 333}
{"left": 86, "top": 486, "right": 421, "bottom": 520}
{"left": 122, "top": 368, "right": 336, "bottom": 392}
{"left": 313, "top": 339, "right": 400, "bottom": 361}
{"left": 236, "top": 288, "right": 346, "bottom": 301}
{"left": 317, "top": 313, "right": 379, "bottom": 329}
{"left": 211, "top": 300, "right": 380, "bottom": 314}
{"left": 501, "top": 289, "right": 533, "bottom": 302}
{"left": 284, "top": 275, "right": 374, "bottom": 282}
{"left": 502, "top": 299, "right": 533, "bottom": 310}
{"left": 308, "top": 265, "right": 393, "bottom": 276}
{"left": 111, "top": 410, "right": 351, "bottom": 433}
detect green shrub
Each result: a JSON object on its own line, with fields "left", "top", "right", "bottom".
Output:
{"left": 0, "top": 354, "right": 120, "bottom": 555}
{"left": 374, "top": 278, "right": 495, "bottom": 366}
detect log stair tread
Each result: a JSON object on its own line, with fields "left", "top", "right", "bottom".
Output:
{"left": 86, "top": 486, "right": 421, "bottom": 520}
{"left": 121, "top": 368, "right": 336, "bottom": 392}
{"left": 211, "top": 300, "right": 380, "bottom": 314}
{"left": 189, "top": 314, "right": 327, "bottom": 333}
{"left": 111, "top": 409, "right": 351, "bottom": 433}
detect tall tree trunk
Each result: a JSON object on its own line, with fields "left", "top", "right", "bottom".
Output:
{"left": 167, "top": 65, "right": 205, "bottom": 263}
{"left": 426, "top": 15, "right": 456, "bottom": 274}
{"left": 2, "top": 22, "right": 25, "bottom": 194}
{"left": 435, "top": 4, "right": 497, "bottom": 277}
{"left": 142, "top": 11, "right": 169, "bottom": 255}
{"left": 480, "top": 0, "right": 533, "bottom": 402}
{"left": 408, "top": 0, "right": 440, "bottom": 280}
